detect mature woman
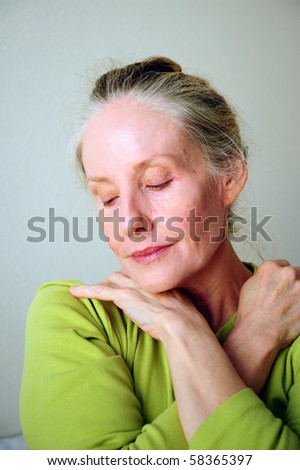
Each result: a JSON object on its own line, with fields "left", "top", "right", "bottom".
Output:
{"left": 20, "top": 57, "right": 300, "bottom": 449}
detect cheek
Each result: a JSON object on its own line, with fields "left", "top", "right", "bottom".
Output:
{"left": 105, "top": 225, "right": 122, "bottom": 253}
{"left": 97, "top": 217, "right": 122, "bottom": 253}
{"left": 162, "top": 193, "right": 226, "bottom": 242}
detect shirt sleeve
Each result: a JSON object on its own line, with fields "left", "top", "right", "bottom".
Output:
{"left": 20, "top": 281, "right": 187, "bottom": 450}
{"left": 189, "top": 352, "right": 300, "bottom": 450}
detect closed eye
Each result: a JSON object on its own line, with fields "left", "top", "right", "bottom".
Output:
{"left": 146, "top": 179, "right": 173, "bottom": 190}
{"left": 103, "top": 197, "right": 118, "bottom": 207}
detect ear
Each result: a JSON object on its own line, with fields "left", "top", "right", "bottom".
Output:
{"left": 221, "top": 160, "right": 248, "bottom": 207}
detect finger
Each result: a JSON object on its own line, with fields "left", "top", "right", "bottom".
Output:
{"left": 105, "top": 271, "right": 138, "bottom": 288}
{"left": 280, "top": 264, "right": 300, "bottom": 280}
{"left": 272, "top": 260, "right": 300, "bottom": 273}
{"left": 69, "top": 284, "right": 119, "bottom": 301}
{"left": 288, "top": 266, "right": 300, "bottom": 280}
{"left": 273, "top": 259, "right": 291, "bottom": 267}
{"left": 262, "top": 259, "right": 300, "bottom": 274}
{"left": 95, "top": 271, "right": 139, "bottom": 290}
{"left": 119, "top": 268, "right": 130, "bottom": 276}
{"left": 73, "top": 272, "right": 137, "bottom": 296}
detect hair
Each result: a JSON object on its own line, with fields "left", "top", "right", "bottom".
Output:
{"left": 74, "top": 56, "right": 248, "bottom": 230}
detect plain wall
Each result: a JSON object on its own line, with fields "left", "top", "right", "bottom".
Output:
{"left": 1, "top": 0, "right": 299, "bottom": 437}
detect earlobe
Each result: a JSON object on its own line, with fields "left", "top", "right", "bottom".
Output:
{"left": 222, "top": 161, "right": 248, "bottom": 207}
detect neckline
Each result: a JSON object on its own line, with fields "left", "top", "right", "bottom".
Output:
{"left": 215, "top": 262, "right": 257, "bottom": 343}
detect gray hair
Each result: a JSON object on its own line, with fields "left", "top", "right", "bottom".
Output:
{"left": 74, "top": 56, "right": 248, "bottom": 228}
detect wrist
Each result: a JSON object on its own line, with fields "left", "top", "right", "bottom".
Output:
{"left": 160, "top": 310, "right": 215, "bottom": 347}
{"left": 231, "top": 318, "right": 280, "bottom": 357}
{"left": 223, "top": 321, "right": 279, "bottom": 393}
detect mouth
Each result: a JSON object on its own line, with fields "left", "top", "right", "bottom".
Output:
{"left": 130, "top": 244, "right": 174, "bottom": 264}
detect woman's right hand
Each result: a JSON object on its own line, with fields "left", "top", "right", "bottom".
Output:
{"left": 223, "top": 259, "right": 300, "bottom": 393}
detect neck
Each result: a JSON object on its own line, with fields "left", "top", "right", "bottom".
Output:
{"left": 182, "top": 239, "right": 253, "bottom": 333}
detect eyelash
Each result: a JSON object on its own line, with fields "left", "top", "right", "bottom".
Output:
{"left": 102, "top": 197, "right": 118, "bottom": 207}
{"left": 101, "top": 180, "right": 173, "bottom": 207}
{"left": 146, "top": 179, "right": 173, "bottom": 190}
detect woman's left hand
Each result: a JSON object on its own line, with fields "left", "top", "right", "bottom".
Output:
{"left": 70, "top": 271, "right": 245, "bottom": 441}
{"left": 70, "top": 271, "right": 211, "bottom": 341}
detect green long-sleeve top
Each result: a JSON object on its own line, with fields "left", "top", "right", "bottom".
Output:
{"left": 20, "top": 279, "right": 300, "bottom": 450}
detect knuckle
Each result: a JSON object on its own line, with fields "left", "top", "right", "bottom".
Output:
{"left": 107, "top": 272, "right": 120, "bottom": 281}
{"left": 294, "top": 279, "right": 300, "bottom": 293}
{"left": 258, "top": 261, "right": 297, "bottom": 284}
{"left": 122, "top": 287, "right": 136, "bottom": 297}
{"left": 93, "top": 284, "right": 105, "bottom": 293}
{"left": 281, "top": 266, "right": 297, "bottom": 282}
{"left": 258, "top": 260, "right": 278, "bottom": 274}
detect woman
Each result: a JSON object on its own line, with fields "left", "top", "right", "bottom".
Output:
{"left": 20, "top": 57, "right": 300, "bottom": 449}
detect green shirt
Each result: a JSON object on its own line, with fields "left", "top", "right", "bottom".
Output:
{"left": 20, "top": 277, "right": 300, "bottom": 450}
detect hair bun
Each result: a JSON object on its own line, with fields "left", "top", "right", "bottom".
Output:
{"left": 134, "top": 56, "right": 182, "bottom": 75}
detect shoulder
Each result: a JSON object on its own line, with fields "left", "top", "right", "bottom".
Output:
{"left": 26, "top": 280, "right": 135, "bottom": 352}
{"left": 28, "top": 279, "right": 101, "bottom": 326}
{"left": 273, "top": 335, "right": 300, "bottom": 393}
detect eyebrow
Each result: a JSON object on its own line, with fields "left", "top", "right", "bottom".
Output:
{"left": 132, "top": 155, "right": 177, "bottom": 171}
{"left": 87, "top": 176, "right": 110, "bottom": 183}
{"left": 87, "top": 154, "right": 183, "bottom": 184}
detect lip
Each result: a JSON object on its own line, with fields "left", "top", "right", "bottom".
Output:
{"left": 130, "top": 244, "right": 174, "bottom": 264}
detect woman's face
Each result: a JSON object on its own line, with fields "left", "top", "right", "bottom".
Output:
{"left": 81, "top": 96, "right": 228, "bottom": 292}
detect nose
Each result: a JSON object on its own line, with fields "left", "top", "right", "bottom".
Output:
{"left": 118, "top": 194, "right": 152, "bottom": 240}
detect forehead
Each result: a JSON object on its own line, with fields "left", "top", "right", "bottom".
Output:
{"left": 81, "top": 96, "right": 201, "bottom": 176}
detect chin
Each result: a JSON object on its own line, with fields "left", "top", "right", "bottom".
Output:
{"left": 132, "top": 271, "right": 180, "bottom": 294}
{"left": 120, "top": 257, "right": 189, "bottom": 293}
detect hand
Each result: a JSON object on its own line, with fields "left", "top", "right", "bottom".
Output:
{"left": 236, "top": 260, "right": 300, "bottom": 351}
{"left": 222, "top": 259, "right": 300, "bottom": 393}
{"left": 70, "top": 271, "right": 249, "bottom": 441}
{"left": 70, "top": 271, "right": 210, "bottom": 341}
{"left": 69, "top": 271, "right": 247, "bottom": 441}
